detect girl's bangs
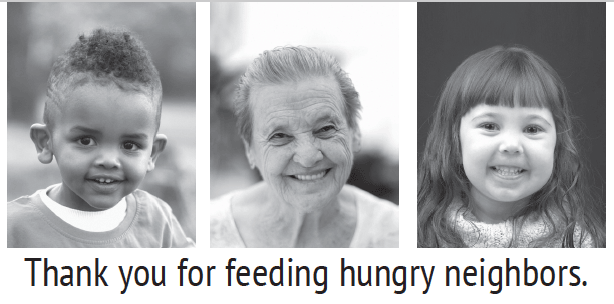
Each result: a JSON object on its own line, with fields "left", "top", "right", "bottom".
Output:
{"left": 462, "top": 51, "right": 560, "bottom": 111}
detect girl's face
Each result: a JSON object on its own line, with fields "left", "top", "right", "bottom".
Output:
{"left": 459, "top": 104, "right": 556, "bottom": 209}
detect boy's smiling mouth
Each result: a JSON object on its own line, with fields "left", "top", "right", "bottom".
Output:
{"left": 87, "top": 175, "right": 124, "bottom": 185}
{"left": 92, "top": 178, "right": 120, "bottom": 184}
{"left": 86, "top": 176, "right": 124, "bottom": 195}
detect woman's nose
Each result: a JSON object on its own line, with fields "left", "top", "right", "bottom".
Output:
{"left": 498, "top": 134, "right": 523, "bottom": 154}
{"left": 293, "top": 138, "right": 323, "bottom": 167}
{"left": 95, "top": 147, "right": 121, "bottom": 169}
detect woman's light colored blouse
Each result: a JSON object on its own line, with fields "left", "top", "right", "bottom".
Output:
{"left": 210, "top": 185, "right": 399, "bottom": 248}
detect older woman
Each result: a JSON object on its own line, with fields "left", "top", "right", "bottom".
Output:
{"left": 211, "top": 46, "right": 398, "bottom": 248}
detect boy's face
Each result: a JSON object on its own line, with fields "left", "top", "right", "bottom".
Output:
{"left": 46, "top": 83, "right": 161, "bottom": 211}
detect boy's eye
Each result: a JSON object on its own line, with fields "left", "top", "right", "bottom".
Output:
{"left": 479, "top": 123, "right": 499, "bottom": 131}
{"left": 122, "top": 142, "right": 140, "bottom": 151}
{"left": 524, "top": 125, "right": 544, "bottom": 135}
{"left": 77, "top": 137, "right": 96, "bottom": 146}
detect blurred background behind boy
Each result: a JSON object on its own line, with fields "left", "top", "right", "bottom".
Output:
{"left": 7, "top": 2, "right": 196, "bottom": 241}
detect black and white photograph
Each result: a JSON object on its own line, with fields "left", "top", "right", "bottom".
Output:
{"left": 3, "top": 1, "right": 614, "bottom": 303}
{"left": 210, "top": 3, "right": 400, "bottom": 248}
{"left": 417, "top": 2, "right": 606, "bottom": 248}
{"left": 6, "top": 2, "right": 196, "bottom": 247}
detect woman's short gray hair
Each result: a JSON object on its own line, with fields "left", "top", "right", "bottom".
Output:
{"left": 235, "top": 46, "right": 361, "bottom": 142}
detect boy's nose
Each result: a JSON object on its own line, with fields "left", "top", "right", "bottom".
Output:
{"left": 293, "top": 138, "right": 323, "bottom": 167}
{"left": 95, "top": 149, "right": 121, "bottom": 169}
{"left": 499, "top": 135, "right": 523, "bottom": 154}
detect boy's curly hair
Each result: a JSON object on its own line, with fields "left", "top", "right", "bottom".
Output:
{"left": 45, "top": 28, "right": 162, "bottom": 130}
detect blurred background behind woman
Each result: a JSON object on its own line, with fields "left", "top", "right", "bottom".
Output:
{"left": 210, "top": 3, "right": 399, "bottom": 204}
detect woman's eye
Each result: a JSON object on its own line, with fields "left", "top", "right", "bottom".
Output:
{"left": 269, "top": 132, "right": 293, "bottom": 145}
{"left": 77, "top": 137, "right": 95, "bottom": 146}
{"left": 479, "top": 123, "right": 499, "bottom": 131}
{"left": 318, "top": 125, "right": 336, "bottom": 133}
{"left": 316, "top": 125, "right": 337, "bottom": 138}
{"left": 271, "top": 133, "right": 288, "bottom": 139}
{"left": 524, "top": 125, "right": 544, "bottom": 135}
{"left": 122, "top": 142, "right": 140, "bottom": 151}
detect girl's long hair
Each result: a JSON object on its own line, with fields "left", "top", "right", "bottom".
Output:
{"left": 418, "top": 45, "right": 606, "bottom": 248}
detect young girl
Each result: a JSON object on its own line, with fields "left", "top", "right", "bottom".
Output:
{"left": 417, "top": 45, "right": 606, "bottom": 248}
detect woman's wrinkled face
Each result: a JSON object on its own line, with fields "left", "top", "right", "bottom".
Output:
{"left": 246, "top": 76, "right": 360, "bottom": 213}
{"left": 459, "top": 104, "right": 556, "bottom": 208}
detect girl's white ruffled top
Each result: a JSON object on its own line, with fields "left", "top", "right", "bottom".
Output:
{"left": 447, "top": 202, "right": 592, "bottom": 248}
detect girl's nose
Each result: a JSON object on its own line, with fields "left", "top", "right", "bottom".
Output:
{"left": 293, "top": 138, "right": 323, "bottom": 167}
{"left": 499, "top": 135, "right": 523, "bottom": 154}
{"left": 95, "top": 148, "right": 121, "bottom": 169}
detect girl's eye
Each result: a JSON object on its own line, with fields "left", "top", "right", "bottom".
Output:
{"left": 524, "top": 125, "right": 544, "bottom": 135}
{"left": 479, "top": 123, "right": 499, "bottom": 131}
{"left": 122, "top": 142, "right": 140, "bottom": 151}
{"left": 77, "top": 137, "right": 96, "bottom": 146}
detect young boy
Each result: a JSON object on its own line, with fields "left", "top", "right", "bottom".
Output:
{"left": 7, "top": 28, "right": 194, "bottom": 248}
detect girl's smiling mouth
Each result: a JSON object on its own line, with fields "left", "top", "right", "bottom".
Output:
{"left": 490, "top": 166, "right": 526, "bottom": 179}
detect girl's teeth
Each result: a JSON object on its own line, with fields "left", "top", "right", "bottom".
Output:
{"left": 296, "top": 171, "right": 326, "bottom": 181}
{"left": 494, "top": 166, "right": 523, "bottom": 175}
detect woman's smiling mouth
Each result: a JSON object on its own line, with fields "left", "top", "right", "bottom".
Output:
{"left": 289, "top": 169, "right": 331, "bottom": 181}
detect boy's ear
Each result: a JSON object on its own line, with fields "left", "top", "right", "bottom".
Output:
{"left": 30, "top": 124, "right": 54, "bottom": 164}
{"left": 351, "top": 127, "right": 362, "bottom": 153}
{"left": 243, "top": 139, "right": 255, "bottom": 169}
{"left": 147, "top": 134, "right": 167, "bottom": 171}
